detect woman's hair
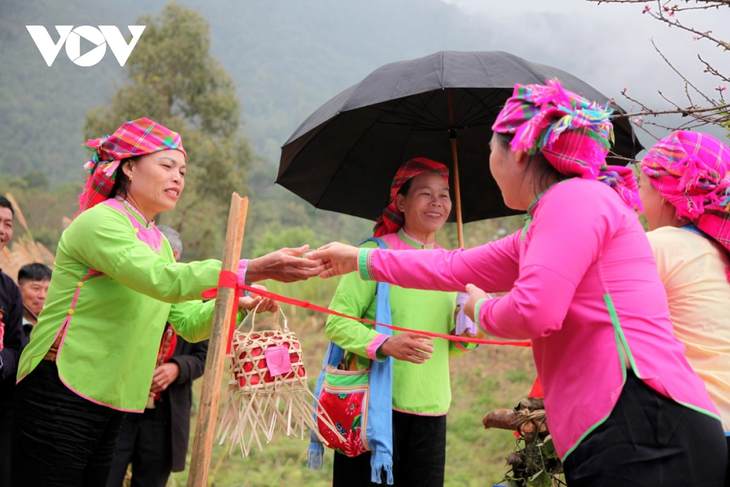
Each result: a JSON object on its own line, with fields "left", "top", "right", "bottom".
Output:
{"left": 397, "top": 177, "right": 414, "bottom": 198}
{"left": 109, "top": 156, "right": 139, "bottom": 200}
{"left": 494, "top": 132, "right": 568, "bottom": 195}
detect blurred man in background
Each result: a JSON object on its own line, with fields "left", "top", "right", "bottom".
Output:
{"left": 18, "top": 263, "right": 52, "bottom": 340}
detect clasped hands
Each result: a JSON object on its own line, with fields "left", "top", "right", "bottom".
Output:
{"left": 242, "top": 243, "right": 491, "bottom": 320}
{"left": 307, "top": 242, "right": 492, "bottom": 363}
{"left": 237, "top": 244, "right": 327, "bottom": 314}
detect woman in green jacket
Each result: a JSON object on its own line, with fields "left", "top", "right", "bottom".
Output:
{"left": 11, "top": 117, "right": 323, "bottom": 487}
{"left": 324, "top": 158, "right": 477, "bottom": 487}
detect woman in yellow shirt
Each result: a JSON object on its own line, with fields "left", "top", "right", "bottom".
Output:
{"left": 639, "top": 130, "right": 730, "bottom": 486}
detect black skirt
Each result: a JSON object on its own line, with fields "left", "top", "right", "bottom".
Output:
{"left": 11, "top": 360, "right": 127, "bottom": 487}
{"left": 333, "top": 410, "right": 446, "bottom": 487}
{"left": 563, "top": 370, "right": 727, "bottom": 487}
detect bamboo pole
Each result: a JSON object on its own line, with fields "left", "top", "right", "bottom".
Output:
{"left": 446, "top": 89, "right": 464, "bottom": 248}
{"left": 187, "top": 193, "right": 249, "bottom": 487}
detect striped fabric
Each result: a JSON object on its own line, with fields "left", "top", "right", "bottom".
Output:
{"left": 76, "top": 117, "right": 186, "bottom": 215}
{"left": 492, "top": 79, "right": 640, "bottom": 209}
{"left": 373, "top": 157, "right": 449, "bottom": 237}
{"left": 641, "top": 131, "right": 730, "bottom": 254}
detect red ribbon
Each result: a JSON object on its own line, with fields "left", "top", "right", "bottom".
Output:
{"left": 203, "top": 271, "right": 531, "bottom": 348}
{"left": 202, "top": 270, "right": 244, "bottom": 354}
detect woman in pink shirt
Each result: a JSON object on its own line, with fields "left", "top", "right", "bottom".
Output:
{"left": 311, "top": 81, "right": 727, "bottom": 486}
{"left": 639, "top": 130, "right": 730, "bottom": 487}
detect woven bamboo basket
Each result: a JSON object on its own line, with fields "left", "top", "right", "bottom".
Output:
{"left": 217, "top": 304, "right": 342, "bottom": 457}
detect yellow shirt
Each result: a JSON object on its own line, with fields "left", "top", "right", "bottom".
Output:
{"left": 647, "top": 226, "right": 730, "bottom": 431}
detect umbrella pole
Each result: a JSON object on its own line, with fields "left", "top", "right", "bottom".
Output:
{"left": 447, "top": 89, "right": 465, "bottom": 248}
{"left": 450, "top": 137, "right": 464, "bottom": 248}
{"left": 187, "top": 193, "right": 249, "bottom": 487}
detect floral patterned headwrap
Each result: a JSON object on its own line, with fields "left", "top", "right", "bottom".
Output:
{"left": 76, "top": 117, "right": 185, "bottom": 216}
{"left": 492, "top": 79, "right": 640, "bottom": 209}
{"left": 641, "top": 130, "right": 730, "bottom": 254}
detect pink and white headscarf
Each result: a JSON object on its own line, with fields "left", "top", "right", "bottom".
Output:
{"left": 641, "top": 130, "right": 730, "bottom": 254}
{"left": 492, "top": 79, "right": 640, "bottom": 209}
{"left": 77, "top": 118, "right": 185, "bottom": 217}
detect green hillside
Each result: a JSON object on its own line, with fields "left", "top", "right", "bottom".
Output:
{"left": 0, "top": 0, "right": 514, "bottom": 257}
{"left": 1, "top": 0, "right": 493, "bottom": 179}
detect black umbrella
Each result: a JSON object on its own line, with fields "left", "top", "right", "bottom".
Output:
{"left": 278, "top": 50, "right": 643, "bottom": 247}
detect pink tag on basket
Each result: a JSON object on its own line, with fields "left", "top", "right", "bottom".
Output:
{"left": 264, "top": 345, "right": 292, "bottom": 376}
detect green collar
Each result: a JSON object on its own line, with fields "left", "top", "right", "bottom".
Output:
{"left": 397, "top": 229, "right": 436, "bottom": 249}
{"left": 521, "top": 180, "right": 565, "bottom": 241}
{"left": 525, "top": 179, "right": 567, "bottom": 219}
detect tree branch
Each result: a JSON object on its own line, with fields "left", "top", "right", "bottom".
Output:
{"left": 614, "top": 103, "right": 730, "bottom": 118}
{"left": 588, "top": 0, "right": 730, "bottom": 48}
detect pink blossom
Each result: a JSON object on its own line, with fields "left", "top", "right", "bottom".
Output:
{"left": 693, "top": 35, "right": 700, "bottom": 41}
{"left": 642, "top": 4, "right": 651, "bottom": 14}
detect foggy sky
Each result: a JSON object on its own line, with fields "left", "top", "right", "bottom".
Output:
{"left": 442, "top": 0, "right": 730, "bottom": 147}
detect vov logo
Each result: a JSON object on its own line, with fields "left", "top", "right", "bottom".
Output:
{"left": 26, "top": 25, "right": 146, "bottom": 67}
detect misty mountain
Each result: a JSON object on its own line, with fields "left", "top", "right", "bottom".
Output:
{"left": 1, "top": 0, "right": 496, "bottom": 182}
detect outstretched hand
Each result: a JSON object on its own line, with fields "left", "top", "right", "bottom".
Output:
{"left": 307, "top": 242, "right": 360, "bottom": 278}
{"left": 379, "top": 332, "right": 434, "bottom": 364}
{"left": 238, "top": 284, "right": 279, "bottom": 313}
{"left": 463, "top": 283, "right": 489, "bottom": 322}
{"left": 246, "top": 245, "right": 325, "bottom": 283}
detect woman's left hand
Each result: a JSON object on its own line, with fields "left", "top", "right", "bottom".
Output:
{"left": 463, "top": 283, "right": 489, "bottom": 322}
{"left": 238, "top": 284, "right": 279, "bottom": 313}
{"left": 150, "top": 362, "right": 180, "bottom": 393}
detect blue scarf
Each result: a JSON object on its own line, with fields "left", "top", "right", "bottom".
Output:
{"left": 308, "top": 237, "right": 394, "bottom": 484}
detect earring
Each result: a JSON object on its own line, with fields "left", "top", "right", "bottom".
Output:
{"left": 128, "top": 173, "right": 133, "bottom": 181}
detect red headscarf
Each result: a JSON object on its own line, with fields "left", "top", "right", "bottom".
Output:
{"left": 76, "top": 117, "right": 186, "bottom": 216}
{"left": 373, "top": 158, "right": 450, "bottom": 237}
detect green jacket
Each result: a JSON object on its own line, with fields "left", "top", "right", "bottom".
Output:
{"left": 17, "top": 200, "right": 232, "bottom": 411}
{"left": 324, "top": 231, "right": 477, "bottom": 416}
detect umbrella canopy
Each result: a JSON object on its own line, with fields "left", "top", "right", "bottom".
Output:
{"left": 278, "top": 50, "right": 643, "bottom": 226}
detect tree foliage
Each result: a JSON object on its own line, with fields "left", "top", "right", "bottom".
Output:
{"left": 84, "top": 2, "right": 252, "bottom": 260}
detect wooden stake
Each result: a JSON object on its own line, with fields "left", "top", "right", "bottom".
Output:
{"left": 187, "top": 193, "right": 249, "bottom": 487}
{"left": 447, "top": 89, "right": 465, "bottom": 248}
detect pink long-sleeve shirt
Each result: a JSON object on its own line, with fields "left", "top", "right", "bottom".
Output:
{"left": 358, "top": 178, "right": 719, "bottom": 460}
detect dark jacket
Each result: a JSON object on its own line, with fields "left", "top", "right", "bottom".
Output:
{"left": 0, "top": 270, "right": 24, "bottom": 384}
{"left": 0, "top": 270, "right": 26, "bottom": 485}
{"left": 0, "top": 270, "right": 26, "bottom": 415}
{"left": 166, "top": 336, "right": 208, "bottom": 472}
